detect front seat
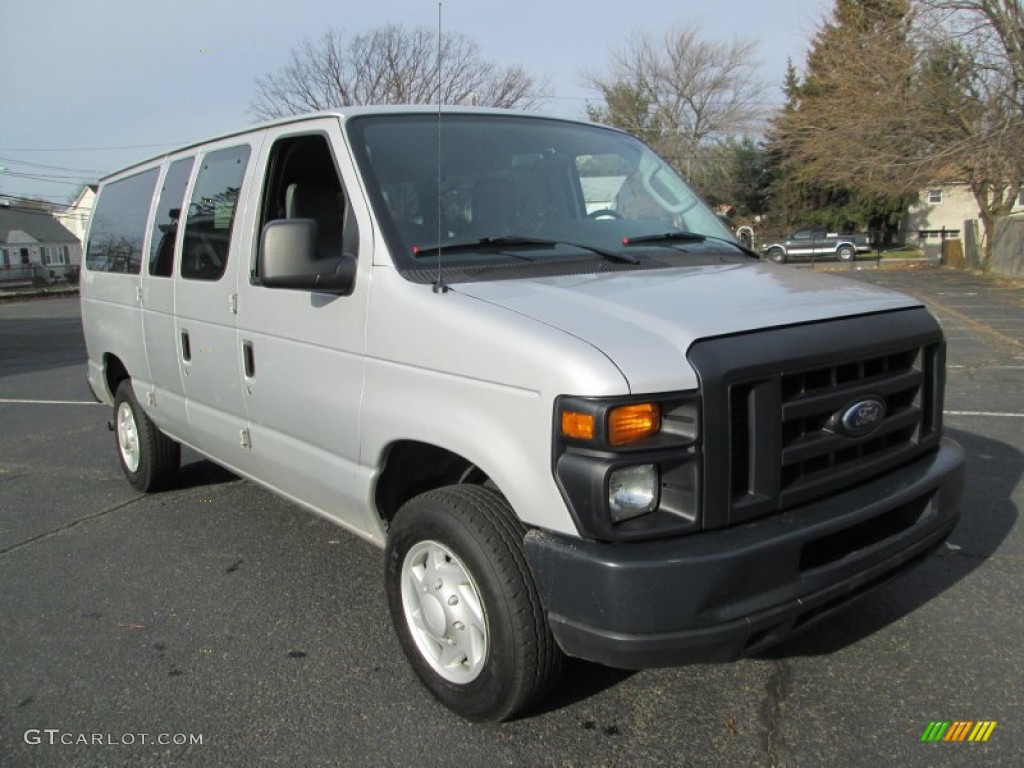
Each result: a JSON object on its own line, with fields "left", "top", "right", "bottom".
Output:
{"left": 285, "top": 183, "right": 344, "bottom": 260}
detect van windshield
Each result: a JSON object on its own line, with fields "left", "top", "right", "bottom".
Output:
{"left": 346, "top": 113, "right": 739, "bottom": 282}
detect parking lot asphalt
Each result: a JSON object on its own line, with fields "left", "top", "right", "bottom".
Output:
{"left": 0, "top": 265, "right": 1021, "bottom": 767}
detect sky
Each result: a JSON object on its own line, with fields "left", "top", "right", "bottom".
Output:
{"left": 1, "top": 0, "right": 832, "bottom": 207}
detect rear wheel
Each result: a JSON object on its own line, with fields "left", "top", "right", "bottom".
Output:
{"left": 113, "top": 380, "right": 180, "bottom": 492}
{"left": 837, "top": 245, "right": 855, "bottom": 261}
{"left": 767, "top": 247, "right": 787, "bottom": 263}
{"left": 384, "top": 485, "right": 562, "bottom": 721}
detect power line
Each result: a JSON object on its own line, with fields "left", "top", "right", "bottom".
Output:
{"left": 1, "top": 195, "right": 72, "bottom": 210}
{"left": 0, "top": 193, "right": 88, "bottom": 213}
{"left": 0, "top": 172, "right": 92, "bottom": 187}
{"left": 0, "top": 155, "right": 105, "bottom": 174}
{"left": 2, "top": 191, "right": 86, "bottom": 204}
{"left": 0, "top": 205, "right": 80, "bottom": 218}
{"left": 0, "top": 141, "right": 186, "bottom": 152}
{"left": 2, "top": 170, "right": 97, "bottom": 182}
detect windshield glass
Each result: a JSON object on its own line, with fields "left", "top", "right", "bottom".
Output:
{"left": 346, "top": 113, "right": 737, "bottom": 280}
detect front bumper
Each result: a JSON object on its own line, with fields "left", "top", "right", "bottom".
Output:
{"left": 524, "top": 437, "right": 964, "bottom": 669}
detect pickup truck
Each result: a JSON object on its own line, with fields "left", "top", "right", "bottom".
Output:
{"left": 762, "top": 228, "right": 872, "bottom": 263}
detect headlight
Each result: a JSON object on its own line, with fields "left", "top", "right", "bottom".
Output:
{"left": 609, "top": 464, "right": 660, "bottom": 522}
{"left": 553, "top": 392, "right": 701, "bottom": 541}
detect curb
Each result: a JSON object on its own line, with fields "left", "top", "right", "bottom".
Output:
{"left": 0, "top": 286, "right": 80, "bottom": 302}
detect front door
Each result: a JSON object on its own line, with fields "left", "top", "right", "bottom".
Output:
{"left": 235, "top": 120, "right": 373, "bottom": 534}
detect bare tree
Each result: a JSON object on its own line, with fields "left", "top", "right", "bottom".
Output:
{"left": 585, "top": 26, "right": 767, "bottom": 185}
{"left": 915, "top": 0, "right": 1024, "bottom": 256}
{"left": 921, "top": 0, "right": 1024, "bottom": 100}
{"left": 770, "top": 4, "right": 924, "bottom": 186}
{"left": 249, "top": 25, "right": 550, "bottom": 120}
{"left": 770, "top": 0, "right": 1023, "bottom": 264}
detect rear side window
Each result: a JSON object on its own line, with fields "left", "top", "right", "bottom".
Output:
{"left": 86, "top": 169, "right": 159, "bottom": 274}
{"left": 181, "top": 145, "right": 250, "bottom": 281}
{"left": 148, "top": 157, "right": 194, "bottom": 277}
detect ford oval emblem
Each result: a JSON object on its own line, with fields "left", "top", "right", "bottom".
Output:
{"left": 835, "top": 397, "right": 887, "bottom": 437}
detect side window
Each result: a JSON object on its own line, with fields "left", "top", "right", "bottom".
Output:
{"left": 86, "top": 169, "right": 159, "bottom": 274}
{"left": 256, "top": 133, "right": 352, "bottom": 282}
{"left": 148, "top": 157, "right": 195, "bottom": 277}
{"left": 181, "top": 145, "right": 250, "bottom": 281}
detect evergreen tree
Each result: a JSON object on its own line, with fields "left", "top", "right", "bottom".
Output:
{"left": 764, "top": 0, "right": 918, "bottom": 237}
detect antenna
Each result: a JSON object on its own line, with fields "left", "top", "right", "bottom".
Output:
{"left": 433, "top": 0, "right": 448, "bottom": 294}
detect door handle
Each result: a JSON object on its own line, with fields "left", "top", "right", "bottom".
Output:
{"left": 242, "top": 341, "right": 255, "bottom": 378}
{"left": 181, "top": 330, "right": 191, "bottom": 362}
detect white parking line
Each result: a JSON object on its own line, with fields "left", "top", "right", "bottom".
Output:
{"left": 949, "top": 365, "right": 1024, "bottom": 370}
{"left": 945, "top": 410, "right": 1024, "bottom": 418}
{"left": 0, "top": 398, "right": 103, "bottom": 406}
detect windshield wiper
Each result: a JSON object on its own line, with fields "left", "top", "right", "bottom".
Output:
{"left": 622, "top": 231, "right": 707, "bottom": 246}
{"left": 413, "top": 235, "right": 639, "bottom": 264}
{"left": 626, "top": 231, "right": 763, "bottom": 260}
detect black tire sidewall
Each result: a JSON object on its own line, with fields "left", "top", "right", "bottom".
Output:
{"left": 384, "top": 490, "right": 537, "bottom": 721}
{"left": 114, "top": 381, "right": 153, "bottom": 491}
{"left": 838, "top": 246, "right": 854, "bottom": 261}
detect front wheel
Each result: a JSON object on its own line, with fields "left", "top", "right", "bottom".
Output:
{"left": 113, "top": 380, "right": 180, "bottom": 492}
{"left": 767, "top": 247, "right": 787, "bottom": 263}
{"left": 837, "top": 245, "right": 855, "bottom": 261}
{"left": 384, "top": 485, "right": 562, "bottom": 721}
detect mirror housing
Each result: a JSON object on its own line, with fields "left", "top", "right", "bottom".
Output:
{"left": 259, "top": 218, "right": 356, "bottom": 295}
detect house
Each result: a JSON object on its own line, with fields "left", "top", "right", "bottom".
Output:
{"left": 0, "top": 202, "right": 82, "bottom": 284}
{"left": 56, "top": 184, "right": 97, "bottom": 242}
{"left": 902, "top": 182, "right": 1024, "bottom": 243}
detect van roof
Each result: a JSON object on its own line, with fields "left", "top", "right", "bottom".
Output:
{"left": 99, "top": 106, "right": 597, "bottom": 183}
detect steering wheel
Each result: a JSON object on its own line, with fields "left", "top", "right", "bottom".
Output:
{"left": 587, "top": 208, "right": 622, "bottom": 220}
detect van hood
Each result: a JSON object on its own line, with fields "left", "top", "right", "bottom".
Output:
{"left": 453, "top": 262, "right": 922, "bottom": 393}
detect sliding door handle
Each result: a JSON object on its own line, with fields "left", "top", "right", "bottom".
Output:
{"left": 242, "top": 341, "right": 255, "bottom": 378}
{"left": 180, "top": 330, "right": 191, "bottom": 362}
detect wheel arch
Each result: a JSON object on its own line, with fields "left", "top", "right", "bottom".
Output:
{"left": 375, "top": 440, "right": 494, "bottom": 526}
{"left": 103, "top": 353, "right": 131, "bottom": 402}
{"left": 836, "top": 242, "right": 856, "bottom": 259}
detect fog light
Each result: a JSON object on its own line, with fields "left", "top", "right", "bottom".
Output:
{"left": 609, "top": 464, "right": 660, "bottom": 522}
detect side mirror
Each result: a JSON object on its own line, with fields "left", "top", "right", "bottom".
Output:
{"left": 259, "top": 219, "right": 356, "bottom": 295}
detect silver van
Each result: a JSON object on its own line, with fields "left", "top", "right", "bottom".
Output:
{"left": 80, "top": 107, "right": 964, "bottom": 721}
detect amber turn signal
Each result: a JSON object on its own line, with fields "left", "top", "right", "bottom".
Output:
{"left": 608, "top": 403, "right": 661, "bottom": 445}
{"left": 561, "top": 411, "right": 595, "bottom": 440}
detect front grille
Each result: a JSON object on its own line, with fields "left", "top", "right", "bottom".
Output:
{"left": 689, "top": 309, "right": 945, "bottom": 528}
{"left": 775, "top": 347, "right": 931, "bottom": 503}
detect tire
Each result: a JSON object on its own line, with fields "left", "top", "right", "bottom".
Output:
{"left": 113, "top": 380, "right": 180, "bottom": 492}
{"left": 767, "top": 247, "right": 787, "bottom": 263}
{"left": 384, "top": 485, "right": 562, "bottom": 722}
{"left": 837, "top": 245, "right": 855, "bottom": 261}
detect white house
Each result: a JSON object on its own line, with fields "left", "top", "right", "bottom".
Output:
{"left": 56, "top": 184, "right": 97, "bottom": 242}
{"left": 0, "top": 203, "right": 82, "bottom": 284}
{"left": 902, "top": 183, "right": 1024, "bottom": 243}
